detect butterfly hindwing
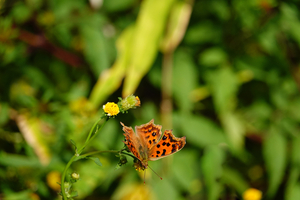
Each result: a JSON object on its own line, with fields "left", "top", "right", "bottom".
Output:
{"left": 121, "top": 122, "right": 141, "bottom": 160}
{"left": 149, "top": 130, "right": 186, "bottom": 161}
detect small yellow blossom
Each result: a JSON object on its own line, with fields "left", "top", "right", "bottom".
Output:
{"left": 103, "top": 102, "right": 120, "bottom": 116}
{"left": 243, "top": 188, "right": 262, "bottom": 200}
{"left": 46, "top": 171, "right": 61, "bottom": 191}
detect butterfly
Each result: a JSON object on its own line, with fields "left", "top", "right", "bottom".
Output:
{"left": 120, "top": 119, "right": 186, "bottom": 170}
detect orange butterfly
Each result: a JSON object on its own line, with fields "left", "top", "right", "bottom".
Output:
{"left": 120, "top": 119, "right": 186, "bottom": 170}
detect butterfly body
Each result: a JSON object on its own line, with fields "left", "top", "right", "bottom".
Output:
{"left": 121, "top": 119, "right": 186, "bottom": 168}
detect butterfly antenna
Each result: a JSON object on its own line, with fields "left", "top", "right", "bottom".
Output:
{"left": 148, "top": 165, "right": 163, "bottom": 180}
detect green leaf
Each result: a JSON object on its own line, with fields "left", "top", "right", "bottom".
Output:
{"left": 184, "top": 21, "right": 221, "bottom": 44}
{"left": 11, "top": 3, "right": 32, "bottom": 24}
{"left": 3, "top": 190, "right": 32, "bottom": 200}
{"left": 199, "top": 47, "right": 227, "bottom": 67}
{"left": 122, "top": 0, "right": 176, "bottom": 96}
{"left": 0, "top": 103, "right": 9, "bottom": 126}
{"left": 286, "top": 183, "right": 300, "bottom": 200}
{"left": 81, "top": 26, "right": 110, "bottom": 77}
{"left": 0, "top": 153, "right": 41, "bottom": 167}
{"left": 179, "top": 114, "right": 226, "bottom": 148}
{"left": 87, "top": 156, "right": 102, "bottom": 167}
{"left": 291, "top": 136, "right": 300, "bottom": 166}
{"left": 70, "top": 190, "right": 78, "bottom": 198}
{"left": 152, "top": 177, "right": 180, "bottom": 200}
{"left": 220, "top": 112, "right": 245, "bottom": 152}
{"left": 201, "top": 145, "right": 225, "bottom": 200}
{"left": 206, "top": 67, "right": 239, "bottom": 113}
{"left": 70, "top": 139, "right": 77, "bottom": 151}
{"left": 89, "top": 25, "right": 134, "bottom": 107}
{"left": 160, "top": 1, "right": 192, "bottom": 52}
{"left": 263, "top": 127, "right": 287, "bottom": 197}
{"left": 173, "top": 50, "right": 198, "bottom": 113}
{"left": 172, "top": 149, "right": 198, "bottom": 192}
{"left": 103, "top": 0, "right": 137, "bottom": 12}
{"left": 222, "top": 167, "right": 249, "bottom": 195}
{"left": 285, "top": 168, "right": 300, "bottom": 200}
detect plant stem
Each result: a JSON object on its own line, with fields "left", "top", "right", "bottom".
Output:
{"left": 78, "top": 116, "right": 107, "bottom": 154}
{"left": 60, "top": 149, "right": 136, "bottom": 199}
{"left": 79, "top": 149, "right": 136, "bottom": 160}
{"left": 61, "top": 155, "right": 77, "bottom": 199}
{"left": 61, "top": 116, "right": 108, "bottom": 199}
{"left": 80, "top": 150, "right": 119, "bottom": 158}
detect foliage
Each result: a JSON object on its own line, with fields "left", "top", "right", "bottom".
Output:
{"left": 1, "top": 0, "right": 300, "bottom": 199}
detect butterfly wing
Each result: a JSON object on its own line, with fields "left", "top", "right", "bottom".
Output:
{"left": 121, "top": 122, "right": 142, "bottom": 160}
{"left": 135, "top": 119, "right": 162, "bottom": 150}
{"left": 149, "top": 130, "right": 186, "bottom": 161}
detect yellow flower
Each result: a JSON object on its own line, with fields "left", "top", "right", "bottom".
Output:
{"left": 103, "top": 102, "right": 120, "bottom": 116}
{"left": 243, "top": 188, "right": 262, "bottom": 200}
{"left": 46, "top": 171, "right": 61, "bottom": 191}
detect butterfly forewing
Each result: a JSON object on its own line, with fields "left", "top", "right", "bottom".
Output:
{"left": 135, "top": 119, "right": 162, "bottom": 150}
{"left": 149, "top": 130, "right": 186, "bottom": 161}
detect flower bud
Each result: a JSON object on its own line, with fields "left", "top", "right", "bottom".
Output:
{"left": 119, "top": 95, "right": 141, "bottom": 113}
{"left": 71, "top": 172, "right": 80, "bottom": 181}
{"left": 119, "top": 155, "right": 128, "bottom": 165}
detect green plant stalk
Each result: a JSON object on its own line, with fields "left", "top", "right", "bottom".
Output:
{"left": 61, "top": 155, "right": 77, "bottom": 199}
{"left": 61, "top": 149, "right": 136, "bottom": 199}
{"left": 78, "top": 115, "right": 107, "bottom": 154}
{"left": 79, "top": 149, "right": 136, "bottom": 160}
{"left": 61, "top": 116, "right": 108, "bottom": 200}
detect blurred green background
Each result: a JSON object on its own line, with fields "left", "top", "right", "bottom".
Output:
{"left": 1, "top": 0, "right": 300, "bottom": 199}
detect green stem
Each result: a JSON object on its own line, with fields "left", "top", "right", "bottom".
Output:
{"left": 79, "top": 149, "right": 136, "bottom": 160}
{"left": 61, "top": 155, "right": 77, "bottom": 199}
{"left": 78, "top": 115, "right": 107, "bottom": 154}
{"left": 78, "top": 150, "right": 119, "bottom": 159}
{"left": 81, "top": 117, "right": 108, "bottom": 153}
{"left": 61, "top": 116, "right": 108, "bottom": 199}
{"left": 60, "top": 149, "right": 135, "bottom": 199}
{"left": 120, "top": 151, "right": 137, "bottom": 159}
